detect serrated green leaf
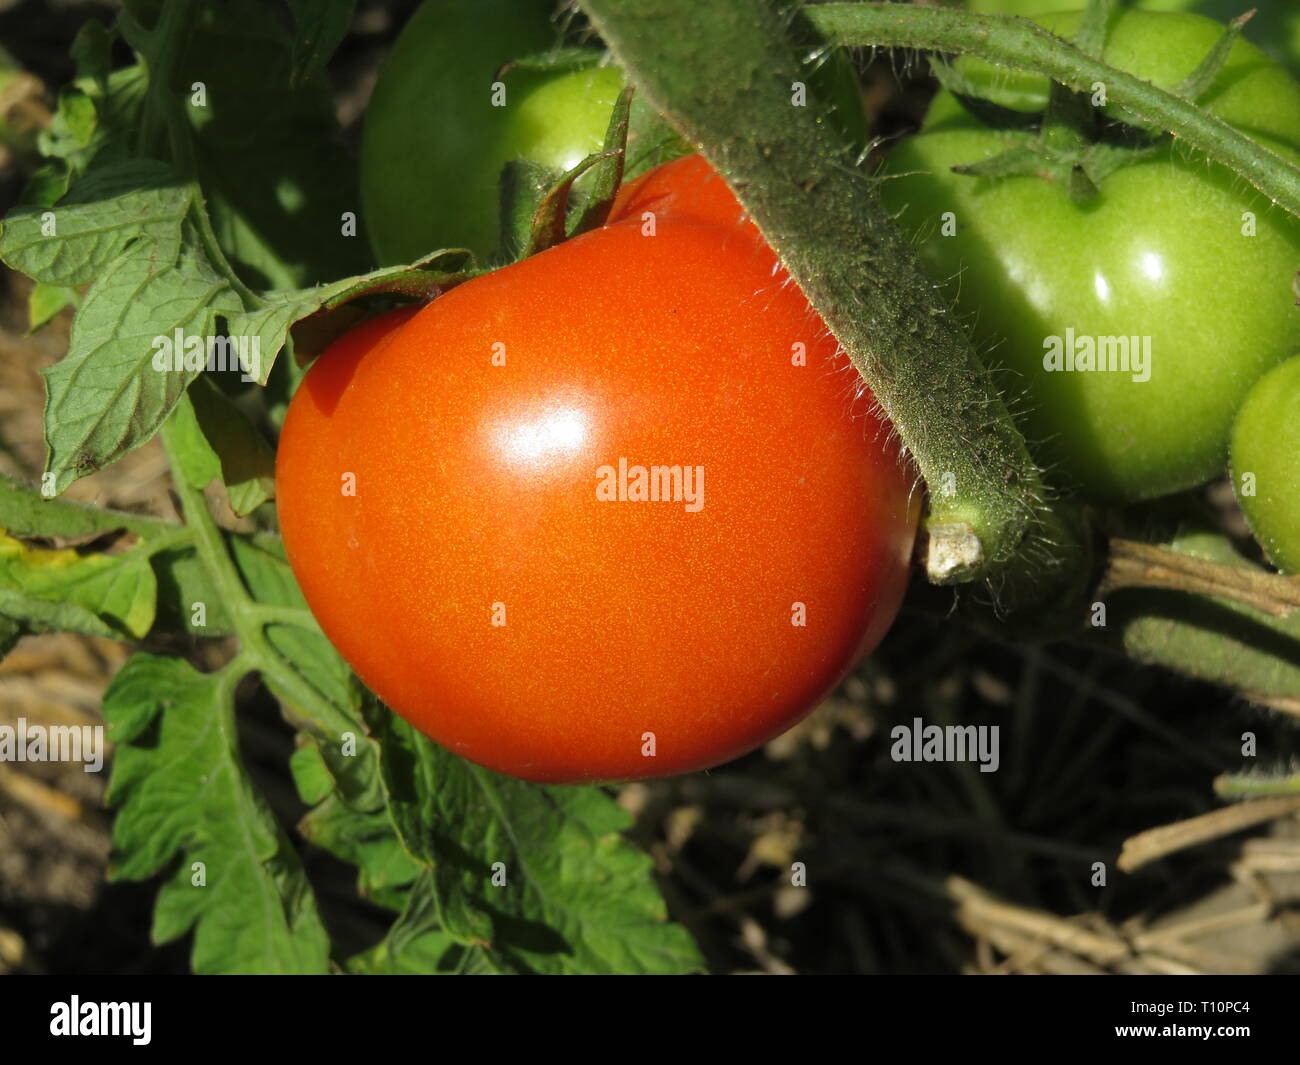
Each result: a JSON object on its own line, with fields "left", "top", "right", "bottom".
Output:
{"left": 104, "top": 654, "right": 330, "bottom": 974}
{"left": 291, "top": 733, "right": 420, "bottom": 909}
{"left": 162, "top": 390, "right": 222, "bottom": 491}
{"left": 0, "top": 472, "right": 163, "bottom": 539}
{"left": 21, "top": 165, "right": 72, "bottom": 209}
{"left": 0, "top": 530, "right": 156, "bottom": 638}
{"left": 359, "top": 872, "right": 503, "bottom": 974}
{"left": 41, "top": 228, "right": 243, "bottom": 495}
{"left": 364, "top": 703, "right": 704, "bottom": 975}
{"left": 224, "top": 291, "right": 322, "bottom": 386}
{"left": 300, "top": 795, "right": 421, "bottom": 910}
{"left": 316, "top": 250, "right": 477, "bottom": 310}
{"left": 148, "top": 543, "right": 232, "bottom": 637}
{"left": 289, "top": 740, "right": 333, "bottom": 805}
{"left": 0, "top": 473, "right": 232, "bottom": 640}
{"left": 0, "top": 587, "right": 116, "bottom": 639}
{"left": 36, "top": 62, "right": 147, "bottom": 176}
{"left": 0, "top": 160, "right": 186, "bottom": 286}
{"left": 27, "top": 282, "right": 74, "bottom": 334}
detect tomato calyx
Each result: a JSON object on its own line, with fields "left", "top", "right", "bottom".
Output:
{"left": 494, "top": 46, "right": 607, "bottom": 80}
{"left": 931, "top": 8, "right": 1256, "bottom": 204}
{"left": 497, "top": 83, "right": 633, "bottom": 263}
{"left": 319, "top": 248, "right": 480, "bottom": 309}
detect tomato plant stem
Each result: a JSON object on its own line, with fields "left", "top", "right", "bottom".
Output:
{"left": 1214, "top": 771, "right": 1300, "bottom": 798}
{"left": 159, "top": 413, "right": 356, "bottom": 738}
{"left": 805, "top": 3, "right": 1300, "bottom": 219}
{"left": 1102, "top": 538, "right": 1300, "bottom": 618}
{"left": 581, "top": 0, "right": 1088, "bottom": 614}
{"left": 1087, "top": 529, "right": 1300, "bottom": 707}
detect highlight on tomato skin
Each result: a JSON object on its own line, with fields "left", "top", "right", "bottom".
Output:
{"left": 277, "top": 153, "right": 920, "bottom": 785}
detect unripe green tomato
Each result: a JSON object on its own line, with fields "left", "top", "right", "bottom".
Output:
{"left": 360, "top": 0, "right": 869, "bottom": 266}
{"left": 880, "top": 9, "right": 1300, "bottom": 502}
{"left": 360, "top": 0, "right": 622, "bottom": 264}
{"left": 1230, "top": 355, "right": 1300, "bottom": 574}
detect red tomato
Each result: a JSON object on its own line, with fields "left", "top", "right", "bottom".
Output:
{"left": 277, "top": 154, "right": 918, "bottom": 783}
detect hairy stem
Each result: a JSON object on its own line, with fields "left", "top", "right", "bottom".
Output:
{"left": 1092, "top": 528, "right": 1300, "bottom": 706}
{"left": 1102, "top": 538, "right": 1300, "bottom": 619}
{"left": 160, "top": 414, "right": 354, "bottom": 736}
{"left": 581, "top": 0, "right": 1085, "bottom": 606}
{"left": 806, "top": 3, "right": 1300, "bottom": 219}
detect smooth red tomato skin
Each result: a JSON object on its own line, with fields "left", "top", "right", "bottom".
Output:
{"left": 278, "top": 155, "right": 918, "bottom": 784}
{"left": 276, "top": 306, "right": 419, "bottom": 670}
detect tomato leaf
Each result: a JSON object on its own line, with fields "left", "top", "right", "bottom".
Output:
{"left": 318, "top": 250, "right": 477, "bottom": 310}
{"left": 291, "top": 737, "right": 421, "bottom": 911}
{"left": 0, "top": 159, "right": 188, "bottom": 287}
{"left": 0, "top": 472, "right": 237, "bottom": 639}
{"left": 346, "top": 896, "right": 487, "bottom": 974}
{"left": 0, "top": 529, "right": 156, "bottom": 639}
{"left": 362, "top": 701, "right": 704, "bottom": 975}
{"left": 355, "top": 872, "right": 504, "bottom": 974}
{"left": 26, "top": 282, "right": 75, "bottom": 334}
{"left": 187, "top": 376, "right": 275, "bottom": 516}
{"left": 105, "top": 653, "right": 331, "bottom": 974}
{"left": 69, "top": 19, "right": 113, "bottom": 87}
{"left": 40, "top": 226, "right": 243, "bottom": 495}
{"left": 0, "top": 472, "right": 166, "bottom": 540}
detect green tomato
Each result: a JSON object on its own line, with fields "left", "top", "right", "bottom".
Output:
{"left": 361, "top": 0, "right": 869, "bottom": 266}
{"left": 964, "top": 1, "right": 1300, "bottom": 76}
{"left": 361, "top": 0, "right": 623, "bottom": 265}
{"left": 1230, "top": 355, "right": 1300, "bottom": 574}
{"left": 880, "top": 9, "right": 1300, "bottom": 502}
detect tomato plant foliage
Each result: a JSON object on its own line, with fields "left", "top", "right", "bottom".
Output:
{"left": 0, "top": 0, "right": 701, "bottom": 976}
